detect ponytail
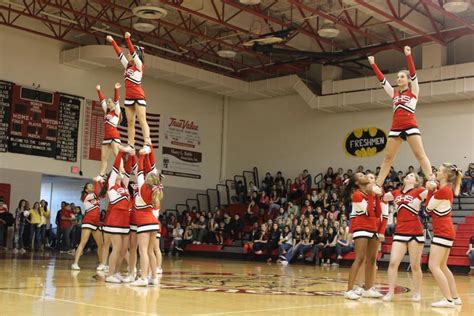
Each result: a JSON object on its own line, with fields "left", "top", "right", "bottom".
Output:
{"left": 152, "top": 190, "right": 164, "bottom": 208}
{"left": 453, "top": 170, "right": 462, "bottom": 196}
{"left": 442, "top": 163, "right": 463, "bottom": 196}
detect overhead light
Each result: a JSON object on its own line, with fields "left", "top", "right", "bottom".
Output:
{"left": 239, "top": 0, "right": 261, "bottom": 4}
{"left": 317, "top": 23, "right": 340, "bottom": 39}
{"left": 443, "top": 0, "right": 471, "bottom": 13}
{"left": 133, "top": 21, "right": 156, "bottom": 33}
{"left": 132, "top": 5, "right": 168, "bottom": 20}
{"left": 198, "top": 59, "right": 235, "bottom": 72}
{"left": 217, "top": 50, "right": 237, "bottom": 58}
{"left": 243, "top": 36, "right": 284, "bottom": 47}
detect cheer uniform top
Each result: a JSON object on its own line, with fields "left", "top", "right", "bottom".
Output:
{"left": 426, "top": 185, "right": 456, "bottom": 248}
{"left": 81, "top": 181, "right": 102, "bottom": 231}
{"left": 371, "top": 54, "right": 420, "bottom": 140}
{"left": 384, "top": 187, "right": 427, "bottom": 244}
{"left": 103, "top": 152, "right": 130, "bottom": 234}
{"left": 97, "top": 86, "right": 121, "bottom": 144}
{"left": 349, "top": 190, "right": 386, "bottom": 239}
{"left": 111, "top": 37, "right": 146, "bottom": 105}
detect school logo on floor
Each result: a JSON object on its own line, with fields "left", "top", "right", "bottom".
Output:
{"left": 159, "top": 272, "right": 409, "bottom": 296}
{"left": 344, "top": 127, "right": 387, "bottom": 158}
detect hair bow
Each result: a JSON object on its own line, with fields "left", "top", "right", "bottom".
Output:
{"left": 152, "top": 184, "right": 164, "bottom": 193}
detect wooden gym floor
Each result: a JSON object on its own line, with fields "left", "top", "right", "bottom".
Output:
{"left": 0, "top": 251, "right": 472, "bottom": 316}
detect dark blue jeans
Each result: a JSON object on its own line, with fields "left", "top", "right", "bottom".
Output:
{"left": 462, "top": 179, "right": 472, "bottom": 194}
{"left": 470, "top": 251, "right": 474, "bottom": 268}
{"left": 30, "top": 224, "right": 41, "bottom": 250}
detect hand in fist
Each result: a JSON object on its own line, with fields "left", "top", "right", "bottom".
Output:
{"left": 426, "top": 181, "right": 437, "bottom": 191}
{"left": 106, "top": 35, "right": 113, "bottom": 43}
{"left": 114, "top": 83, "right": 121, "bottom": 89}
{"left": 96, "top": 85, "right": 101, "bottom": 90}
{"left": 368, "top": 56, "right": 375, "bottom": 65}
{"left": 124, "top": 32, "right": 131, "bottom": 39}
{"left": 404, "top": 46, "right": 411, "bottom": 56}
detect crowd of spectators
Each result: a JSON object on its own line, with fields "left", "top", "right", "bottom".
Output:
{"left": 156, "top": 163, "right": 474, "bottom": 266}
{"left": 0, "top": 199, "right": 87, "bottom": 255}
{"left": 1, "top": 163, "right": 472, "bottom": 268}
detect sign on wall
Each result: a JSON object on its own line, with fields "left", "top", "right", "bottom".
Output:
{"left": 344, "top": 127, "right": 387, "bottom": 158}
{"left": 0, "top": 81, "right": 13, "bottom": 153}
{"left": 162, "top": 116, "right": 202, "bottom": 179}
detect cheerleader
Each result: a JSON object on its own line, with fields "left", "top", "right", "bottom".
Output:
{"left": 382, "top": 173, "right": 426, "bottom": 302}
{"left": 106, "top": 32, "right": 151, "bottom": 151}
{"left": 368, "top": 46, "right": 434, "bottom": 187}
{"left": 123, "top": 158, "right": 139, "bottom": 283}
{"left": 96, "top": 83, "right": 122, "bottom": 176}
{"left": 344, "top": 173, "right": 383, "bottom": 300}
{"left": 130, "top": 146, "right": 162, "bottom": 286}
{"left": 426, "top": 163, "right": 462, "bottom": 308}
{"left": 102, "top": 150, "right": 131, "bottom": 283}
{"left": 71, "top": 179, "right": 106, "bottom": 271}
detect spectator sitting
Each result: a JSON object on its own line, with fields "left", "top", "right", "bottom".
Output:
{"left": 335, "top": 227, "right": 353, "bottom": 264}
{"left": 268, "top": 191, "right": 281, "bottom": 216}
{"left": 253, "top": 224, "right": 269, "bottom": 255}
{"left": 229, "top": 214, "right": 244, "bottom": 242}
{"left": 279, "top": 225, "right": 306, "bottom": 265}
{"left": 245, "top": 201, "right": 259, "bottom": 225}
{"left": 301, "top": 200, "right": 313, "bottom": 216}
{"left": 258, "top": 191, "right": 270, "bottom": 212}
{"left": 216, "top": 221, "right": 225, "bottom": 245}
{"left": 327, "top": 205, "right": 339, "bottom": 221}
{"left": 321, "top": 226, "right": 338, "bottom": 266}
{"left": 170, "top": 223, "right": 184, "bottom": 254}
{"left": 301, "top": 169, "right": 312, "bottom": 189}
{"left": 324, "top": 167, "right": 335, "bottom": 189}
{"left": 462, "top": 163, "right": 474, "bottom": 196}
{"left": 278, "top": 225, "right": 293, "bottom": 257}
{"left": 207, "top": 217, "right": 218, "bottom": 244}
{"left": 263, "top": 173, "right": 274, "bottom": 194}
{"left": 266, "top": 223, "right": 281, "bottom": 261}
{"left": 233, "top": 181, "right": 246, "bottom": 203}
{"left": 192, "top": 215, "right": 207, "bottom": 245}
{"left": 307, "top": 226, "right": 325, "bottom": 265}
{"left": 275, "top": 171, "right": 285, "bottom": 186}
{"left": 287, "top": 201, "right": 300, "bottom": 218}
{"left": 247, "top": 181, "right": 258, "bottom": 197}
{"left": 182, "top": 226, "right": 193, "bottom": 249}
{"left": 243, "top": 223, "right": 259, "bottom": 253}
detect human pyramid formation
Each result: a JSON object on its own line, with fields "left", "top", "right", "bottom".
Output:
{"left": 71, "top": 32, "right": 165, "bottom": 286}
{"left": 344, "top": 46, "right": 463, "bottom": 308}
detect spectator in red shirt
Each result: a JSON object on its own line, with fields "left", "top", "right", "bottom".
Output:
{"left": 58, "top": 204, "right": 75, "bottom": 252}
{"left": 258, "top": 191, "right": 270, "bottom": 212}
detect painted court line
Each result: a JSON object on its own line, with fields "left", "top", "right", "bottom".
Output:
{"left": 0, "top": 289, "right": 152, "bottom": 315}
{"left": 195, "top": 293, "right": 473, "bottom": 315}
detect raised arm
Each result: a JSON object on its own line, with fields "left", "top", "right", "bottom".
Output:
{"left": 122, "top": 153, "right": 134, "bottom": 188}
{"left": 368, "top": 56, "right": 394, "bottom": 98}
{"left": 137, "top": 152, "right": 146, "bottom": 189}
{"left": 107, "top": 35, "right": 128, "bottom": 69}
{"left": 405, "top": 46, "right": 419, "bottom": 97}
{"left": 108, "top": 151, "right": 124, "bottom": 189}
{"left": 124, "top": 32, "right": 142, "bottom": 70}
{"left": 96, "top": 85, "right": 107, "bottom": 114}
{"left": 113, "top": 83, "right": 121, "bottom": 114}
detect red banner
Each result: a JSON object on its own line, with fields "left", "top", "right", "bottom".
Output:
{"left": 82, "top": 99, "right": 104, "bottom": 161}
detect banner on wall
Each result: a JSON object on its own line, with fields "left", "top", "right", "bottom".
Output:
{"left": 344, "top": 127, "right": 387, "bottom": 158}
{"left": 83, "top": 99, "right": 161, "bottom": 161}
{"left": 6, "top": 84, "right": 81, "bottom": 161}
{"left": 162, "top": 116, "right": 202, "bottom": 179}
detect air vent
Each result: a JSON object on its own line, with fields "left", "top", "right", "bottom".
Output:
{"left": 132, "top": 5, "right": 167, "bottom": 20}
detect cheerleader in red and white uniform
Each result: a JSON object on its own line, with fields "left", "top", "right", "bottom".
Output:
{"left": 130, "top": 146, "right": 162, "bottom": 286}
{"left": 382, "top": 173, "right": 427, "bottom": 302}
{"left": 106, "top": 32, "right": 151, "bottom": 151}
{"left": 344, "top": 173, "right": 384, "bottom": 300}
{"left": 71, "top": 179, "right": 106, "bottom": 271}
{"left": 102, "top": 150, "right": 131, "bottom": 283}
{"left": 97, "top": 83, "right": 122, "bottom": 176}
{"left": 368, "top": 46, "right": 434, "bottom": 187}
{"left": 426, "top": 163, "right": 462, "bottom": 308}
{"left": 123, "top": 157, "right": 139, "bottom": 283}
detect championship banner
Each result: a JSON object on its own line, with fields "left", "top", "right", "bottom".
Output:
{"left": 344, "top": 127, "right": 387, "bottom": 157}
{"left": 82, "top": 99, "right": 104, "bottom": 161}
{"left": 162, "top": 116, "right": 202, "bottom": 179}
